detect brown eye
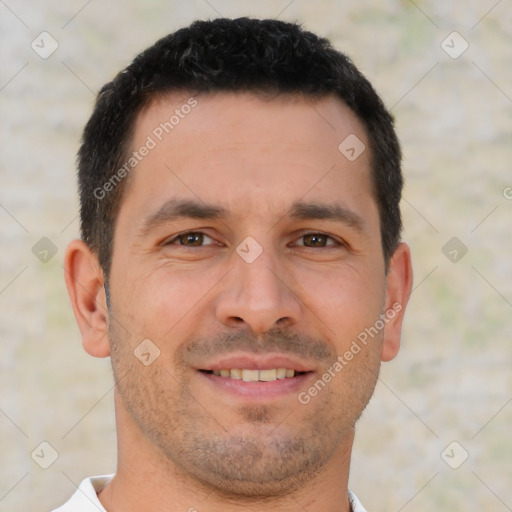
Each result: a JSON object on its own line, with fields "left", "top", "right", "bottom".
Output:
{"left": 167, "top": 232, "right": 215, "bottom": 247}
{"left": 298, "top": 233, "right": 336, "bottom": 248}
{"left": 179, "top": 233, "right": 204, "bottom": 246}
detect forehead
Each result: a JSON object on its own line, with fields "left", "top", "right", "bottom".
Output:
{"left": 119, "top": 91, "right": 375, "bottom": 229}
{"left": 135, "top": 90, "right": 368, "bottom": 157}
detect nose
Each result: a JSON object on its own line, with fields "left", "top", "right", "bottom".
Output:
{"left": 214, "top": 245, "right": 302, "bottom": 334}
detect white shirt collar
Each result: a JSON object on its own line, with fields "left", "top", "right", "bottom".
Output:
{"left": 348, "top": 489, "right": 368, "bottom": 511}
{"left": 51, "top": 475, "right": 112, "bottom": 512}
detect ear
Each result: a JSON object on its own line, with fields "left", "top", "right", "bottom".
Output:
{"left": 381, "top": 242, "right": 413, "bottom": 362}
{"left": 64, "top": 239, "right": 111, "bottom": 358}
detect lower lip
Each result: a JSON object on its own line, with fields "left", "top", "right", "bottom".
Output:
{"left": 199, "top": 371, "right": 313, "bottom": 400}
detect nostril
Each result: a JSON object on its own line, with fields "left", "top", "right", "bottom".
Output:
{"left": 224, "top": 316, "right": 246, "bottom": 329}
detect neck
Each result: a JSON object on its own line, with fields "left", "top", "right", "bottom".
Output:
{"left": 99, "top": 394, "right": 354, "bottom": 512}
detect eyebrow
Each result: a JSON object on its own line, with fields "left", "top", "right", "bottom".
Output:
{"left": 137, "top": 198, "right": 228, "bottom": 237}
{"left": 136, "top": 198, "right": 366, "bottom": 237}
{"left": 288, "top": 201, "right": 366, "bottom": 233}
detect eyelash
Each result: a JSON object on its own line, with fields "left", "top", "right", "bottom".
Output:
{"left": 163, "top": 231, "right": 343, "bottom": 248}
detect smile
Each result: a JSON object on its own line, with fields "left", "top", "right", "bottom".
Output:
{"left": 204, "top": 368, "right": 298, "bottom": 381}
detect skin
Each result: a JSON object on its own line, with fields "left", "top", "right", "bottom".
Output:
{"left": 65, "top": 91, "right": 413, "bottom": 512}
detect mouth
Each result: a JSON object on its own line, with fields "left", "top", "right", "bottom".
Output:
{"left": 196, "top": 354, "right": 315, "bottom": 399}
{"left": 200, "top": 368, "right": 304, "bottom": 381}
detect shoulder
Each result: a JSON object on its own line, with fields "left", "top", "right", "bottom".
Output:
{"left": 50, "top": 474, "right": 114, "bottom": 512}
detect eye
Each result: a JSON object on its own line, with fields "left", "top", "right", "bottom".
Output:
{"left": 294, "top": 233, "right": 339, "bottom": 248}
{"left": 165, "top": 231, "right": 217, "bottom": 247}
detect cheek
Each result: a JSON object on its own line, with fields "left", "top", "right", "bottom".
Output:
{"left": 116, "top": 262, "right": 223, "bottom": 340}
{"left": 292, "top": 262, "right": 386, "bottom": 340}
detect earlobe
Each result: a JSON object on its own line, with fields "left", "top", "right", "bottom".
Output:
{"left": 381, "top": 243, "right": 413, "bottom": 362}
{"left": 64, "top": 239, "right": 111, "bottom": 358}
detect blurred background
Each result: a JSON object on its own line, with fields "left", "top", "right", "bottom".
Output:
{"left": 1, "top": 1, "right": 511, "bottom": 510}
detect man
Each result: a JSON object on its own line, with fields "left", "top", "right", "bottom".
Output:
{"left": 58, "top": 17, "right": 412, "bottom": 512}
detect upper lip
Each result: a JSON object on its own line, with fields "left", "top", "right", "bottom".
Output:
{"left": 198, "top": 353, "right": 315, "bottom": 373}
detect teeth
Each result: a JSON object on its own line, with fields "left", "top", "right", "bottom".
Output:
{"left": 212, "top": 368, "right": 297, "bottom": 381}
{"left": 242, "top": 369, "right": 260, "bottom": 382}
{"left": 230, "top": 368, "right": 242, "bottom": 379}
{"left": 259, "top": 369, "right": 277, "bottom": 381}
{"left": 276, "top": 368, "right": 287, "bottom": 379}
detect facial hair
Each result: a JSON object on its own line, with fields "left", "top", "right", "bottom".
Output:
{"left": 109, "top": 321, "right": 382, "bottom": 499}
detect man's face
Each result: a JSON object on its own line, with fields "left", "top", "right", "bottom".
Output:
{"left": 106, "top": 92, "right": 400, "bottom": 496}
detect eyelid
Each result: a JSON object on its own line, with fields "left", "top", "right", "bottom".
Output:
{"left": 162, "top": 231, "right": 218, "bottom": 246}
{"left": 162, "top": 230, "right": 345, "bottom": 248}
{"left": 291, "top": 231, "right": 344, "bottom": 247}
